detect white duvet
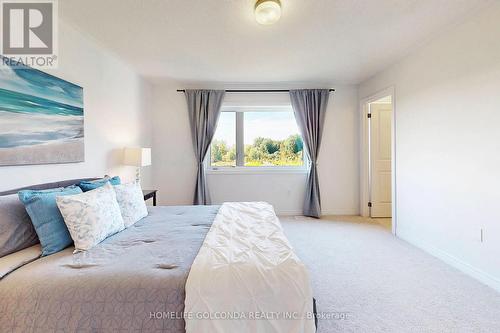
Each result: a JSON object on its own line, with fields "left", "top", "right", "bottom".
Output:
{"left": 185, "top": 202, "right": 315, "bottom": 333}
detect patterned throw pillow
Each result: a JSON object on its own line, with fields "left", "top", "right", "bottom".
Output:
{"left": 56, "top": 183, "right": 125, "bottom": 252}
{"left": 113, "top": 183, "right": 148, "bottom": 228}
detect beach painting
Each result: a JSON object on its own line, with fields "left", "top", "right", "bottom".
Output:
{"left": 0, "top": 57, "right": 84, "bottom": 166}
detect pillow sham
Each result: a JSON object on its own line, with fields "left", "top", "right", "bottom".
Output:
{"left": 78, "top": 176, "right": 121, "bottom": 192}
{"left": 113, "top": 183, "right": 148, "bottom": 227}
{"left": 18, "top": 186, "right": 82, "bottom": 256}
{"left": 0, "top": 194, "right": 39, "bottom": 258}
{"left": 56, "top": 183, "right": 125, "bottom": 252}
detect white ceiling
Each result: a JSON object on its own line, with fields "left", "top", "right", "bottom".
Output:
{"left": 60, "top": 0, "right": 492, "bottom": 85}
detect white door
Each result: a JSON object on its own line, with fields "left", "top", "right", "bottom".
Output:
{"left": 370, "top": 103, "right": 392, "bottom": 218}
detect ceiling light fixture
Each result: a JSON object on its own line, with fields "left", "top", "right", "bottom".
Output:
{"left": 254, "top": 0, "right": 281, "bottom": 25}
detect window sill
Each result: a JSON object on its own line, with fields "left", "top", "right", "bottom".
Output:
{"left": 206, "top": 167, "right": 309, "bottom": 175}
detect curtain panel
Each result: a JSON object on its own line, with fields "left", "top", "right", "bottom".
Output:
{"left": 290, "top": 89, "right": 330, "bottom": 218}
{"left": 184, "top": 89, "right": 225, "bottom": 205}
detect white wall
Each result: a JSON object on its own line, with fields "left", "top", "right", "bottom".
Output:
{"left": 151, "top": 82, "right": 359, "bottom": 215}
{"left": 359, "top": 3, "right": 500, "bottom": 291}
{"left": 0, "top": 20, "right": 152, "bottom": 191}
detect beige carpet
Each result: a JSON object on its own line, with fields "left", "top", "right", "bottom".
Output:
{"left": 280, "top": 216, "right": 500, "bottom": 333}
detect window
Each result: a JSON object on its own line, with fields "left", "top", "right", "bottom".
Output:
{"left": 209, "top": 107, "right": 306, "bottom": 170}
{"left": 210, "top": 112, "right": 236, "bottom": 167}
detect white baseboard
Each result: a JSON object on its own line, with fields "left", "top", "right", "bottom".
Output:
{"left": 398, "top": 232, "right": 500, "bottom": 293}
{"left": 276, "top": 210, "right": 303, "bottom": 216}
{"left": 321, "top": 210, "right": 359, "bottom": 216}
{"left": 276, "top": 210, "right": 360, "bottom": 216}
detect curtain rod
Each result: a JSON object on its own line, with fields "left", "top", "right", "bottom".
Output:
{"left": 176, "top": 89, "right": 335, "bottom": 93}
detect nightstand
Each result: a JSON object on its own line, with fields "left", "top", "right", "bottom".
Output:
{"left": 142, "top": 190, "right": 158, "bottom": 206}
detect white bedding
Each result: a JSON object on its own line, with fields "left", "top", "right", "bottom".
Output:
{"left": 185, "top": 202, "right": 315, "bottom": 333}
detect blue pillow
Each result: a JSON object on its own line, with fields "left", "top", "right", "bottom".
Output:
{"left": 18, "top": 186, "right": 82, "bottom": 256}
{"left": 78, "top": 176, "right": 121, "bottom": 192}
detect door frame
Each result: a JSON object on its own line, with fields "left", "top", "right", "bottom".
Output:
{"left": 359, "top": 86, "right": 397, "bottom": 235}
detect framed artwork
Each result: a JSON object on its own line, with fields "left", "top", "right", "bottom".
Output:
{"left": 0, "top": 57, "right": 84, "bottom": 166}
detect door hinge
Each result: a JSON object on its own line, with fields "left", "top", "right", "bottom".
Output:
{"left": 368, "top": 202, "right": 372, "bottom": 207}
{"left": 367, "top": 113, "right": 372, "bottom": 118}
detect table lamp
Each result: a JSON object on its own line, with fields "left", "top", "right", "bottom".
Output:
{"left": 123, "top": 147, "right": 151, "bottom": 184}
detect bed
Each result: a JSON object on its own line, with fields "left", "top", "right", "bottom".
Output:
{"left": 0, "top": 179, "right": 315, "bottom": 333}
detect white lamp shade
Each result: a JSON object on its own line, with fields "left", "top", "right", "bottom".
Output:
{"left": 123, "top": 148, "right": 151, "bottom": 167}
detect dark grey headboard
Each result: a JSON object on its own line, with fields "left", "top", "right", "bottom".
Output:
{"left": 0, "top": 178, "right": 100, "bottom": 196}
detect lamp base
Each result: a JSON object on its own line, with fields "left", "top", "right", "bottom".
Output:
{"left": 135, "top": 167, "right": 141, "bottom": 184}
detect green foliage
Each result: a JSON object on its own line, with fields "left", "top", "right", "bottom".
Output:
{"left": 211, "top": 135, "right": 304, "bottom": 167}
{"left": 211, "top": 139, "right": 226, "bottom": 163}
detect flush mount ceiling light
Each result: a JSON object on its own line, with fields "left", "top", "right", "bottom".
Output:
{"left": 255, "top": 0, "right": 281, "bottom": 25}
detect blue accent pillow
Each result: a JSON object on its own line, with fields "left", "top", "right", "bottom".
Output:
{"left": 18, "top": 186, "right": 82, "bottom": 256}
{"left": 78, "top": 176, "right": 121, "bottom": 192}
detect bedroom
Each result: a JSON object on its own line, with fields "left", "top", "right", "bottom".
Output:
{"left": 0, "top": 0, "right": 499, "bottom": 332}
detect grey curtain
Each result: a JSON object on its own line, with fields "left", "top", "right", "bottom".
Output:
{"left": 290, "top": 89, "right": 330, "bottom": 218}
{"left": 184, "top": 89, "right": 225, "bottom": 205}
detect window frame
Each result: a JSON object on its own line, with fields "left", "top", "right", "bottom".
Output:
{"left": 206, "top": 105, "right": 310, "bottom": 174}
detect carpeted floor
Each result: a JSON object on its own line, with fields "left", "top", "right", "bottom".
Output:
{"left": 280, "top": 216, "right": 500, "bottom": 333}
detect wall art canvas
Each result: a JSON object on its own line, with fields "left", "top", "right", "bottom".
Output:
{"left": 0, "top": 57, "right": 84, "bottom": 166}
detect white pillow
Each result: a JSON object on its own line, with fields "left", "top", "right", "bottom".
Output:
{"left": 113, "top": 183, "right": 148, "bottom": 227}
{"left": 56, "top": 183, "right": 125, "bottom": 252}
